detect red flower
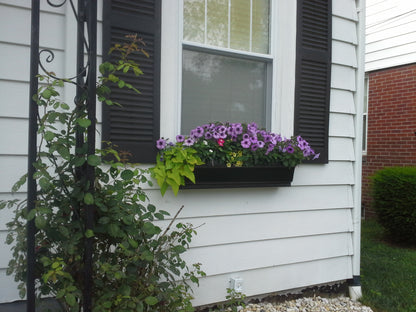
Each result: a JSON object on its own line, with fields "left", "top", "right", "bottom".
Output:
{"left": 217, "top": 138, "right": 225, "bottom": 146}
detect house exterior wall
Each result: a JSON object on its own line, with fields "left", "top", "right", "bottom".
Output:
{"left": 362, "top": 63, "right": 416, "bottom": 217}
{"left": 366, "top": 0, "right": 416, "bottom": 72}
{"left": 0, "top": 0, "right": 363, "bottom": 307}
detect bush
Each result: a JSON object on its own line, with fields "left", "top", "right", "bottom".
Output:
{"left": 371, "top": 166, "right": 416, "bottom": 244}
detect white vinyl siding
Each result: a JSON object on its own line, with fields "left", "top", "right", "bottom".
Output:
{"left": 366, "top": 0, "right": 416, "bottom": 71}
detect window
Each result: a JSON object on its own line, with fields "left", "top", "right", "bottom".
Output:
{"left": 102, "top": 0, "right": 331, "bottom": 164}
{"left": 363, "top": 76, "right": 369, "bottom": 154}
{"left": 181, "top": 0, "right": 272, "bottom": 134}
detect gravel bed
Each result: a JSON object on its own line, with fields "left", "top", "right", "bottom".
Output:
{"left": 237, "top": 296, "right": 373, "bottom": 312}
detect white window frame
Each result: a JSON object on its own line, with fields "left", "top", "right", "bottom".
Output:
{"left": 159, "top": 0, "right": 297, "bottom": 140}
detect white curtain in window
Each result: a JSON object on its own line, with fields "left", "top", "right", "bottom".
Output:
{"left": 181, "top": 49, "right": 267, "bottom": 134}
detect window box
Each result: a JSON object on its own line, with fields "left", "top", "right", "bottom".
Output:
{"left": 182, "top": 165, "right": 295, "bottom": 189}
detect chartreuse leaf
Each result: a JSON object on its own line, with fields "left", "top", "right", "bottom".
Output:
{"left": 181, "top": 166, "right": 195, "bottom": 183}
{"left": 85, "top": 229, "right": 94, "bottom": 238}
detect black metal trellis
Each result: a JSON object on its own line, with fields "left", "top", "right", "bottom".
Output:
{"left": 27, "top": 1, "right": 40, "bottom": 311}
{"left": 28, "top": 1, "right": 97, "bottom": 311}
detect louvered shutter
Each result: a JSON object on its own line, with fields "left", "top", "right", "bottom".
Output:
{"left": 102, "top": 0, "right": 161, "bottom": 163}
{"left": 294, "top": 0, "right": 331, "bottom": 163}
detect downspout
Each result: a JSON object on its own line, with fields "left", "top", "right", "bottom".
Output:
{"left": 349, "top": 0, "right": 366, "bottom": 301}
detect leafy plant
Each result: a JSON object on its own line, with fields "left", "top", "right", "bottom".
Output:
{"left": 0, "top": 38, "right": 204, "bottom": 312}
{"left": 197, "top": 288, "right": 246, "bottom": 312}
{"left": 151, "top": 122, "right": 319, "bottom": 195}
{"left": 151, "top": 144, "right": 204, "bottom": 196}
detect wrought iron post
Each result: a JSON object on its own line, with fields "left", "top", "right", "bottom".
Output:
{"left": 27, "top": 0, "right": 98, "bottom": 310}
{"left": 75, "top": 0, "right": 86, "bottom": 181}
{"left": 27, "top": 1, "right": 40, "bottom": 311}
{"left": 83, "top": 1, "right": 97, "bottom": 311}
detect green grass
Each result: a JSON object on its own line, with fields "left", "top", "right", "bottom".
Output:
{"left": 360, "top": 220, "right": 416, "bottom": 312}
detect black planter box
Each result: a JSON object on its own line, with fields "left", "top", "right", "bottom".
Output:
{"left": 183, "top": 166, "right": 295, "bottom": 189}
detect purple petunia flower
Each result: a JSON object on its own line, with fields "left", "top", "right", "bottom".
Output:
{"left": 243, "top": 133, "right": 250, "bottom": 140}
{"left": 218, "top": 125, "right": 227, "bottom": 133}
{"left": 184, "top": 138, "right": 194, "bottom": 146}
{"left": 193, "top": 126, "right": 204, "bottom": 138}
{"left": 257, "top": 141, "right": 265, "bottom": 148}
{"left": 313, "top": 153, "right": 320, "bottom": 160}
{"left": 176, "top": 135, "right": 185, "bottom": 143}
{"left": 247, "top": 122, "right": 257, "bottom": 131}
{"left": 213, "top": 131, "right": 221, "bottom": 139}
{"left": 260, "top": 130, "right": 268, "bottom": 137}
{"left": 241, "top": 139, "right": 251, "bottom": 149}
{"left": 205, "top": 132, "right": 213, "bottom": 139}
{"left": 250, "top": 136, "right": 258, "bottom": 143}
{"left": 234, "top": 124, "right": 243, "bottom": 135}
{"left": 298, "top": 140, "right": 309, "bottom": 150}
{"left": 251, "top": 143, "right": 259, "bottom": 151}
{"left": 156, "top": 139, "right": 167, "bottom": 150}
{"left": 265, "top": 143, "right": 275, "bottom": 155}
{"left": 286, "top": 145, "right": 294, "bottom": 154}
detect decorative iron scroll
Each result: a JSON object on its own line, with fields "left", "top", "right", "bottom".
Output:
{"left": 38, "top": 0, "right": 90, "bottom": 85}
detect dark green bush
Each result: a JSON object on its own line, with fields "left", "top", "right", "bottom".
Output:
{"left": 371, "top": 166, "right": 416, "bottom": 244}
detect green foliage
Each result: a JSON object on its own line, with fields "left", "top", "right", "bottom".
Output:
{"left": 201, "top": 288, "right": 246, "bottom": 312}
{"left": 361, "top": 220, "right": 416, "bottom": 312}
{"left": 370, "top": 166, "right": 416, "bottom": 244}
{"left": 0, "top": 39, "right": 204, "bottom": 311}
{"left": 150, "top": 146, "right": 204, "bottom": 196}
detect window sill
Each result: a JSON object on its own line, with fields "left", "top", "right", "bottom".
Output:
{"left": 182, "top": 166, "right": 295, "bottom": 189}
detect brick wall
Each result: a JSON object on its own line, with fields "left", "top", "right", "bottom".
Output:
{"left": 362, "top": 63, "right": 416, "bottom": 218}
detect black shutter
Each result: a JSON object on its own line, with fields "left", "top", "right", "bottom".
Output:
{"left": 294, "top": 0, "right": 332, "bottom": 164}
{"left": 102, "top": 0, "right": 161, "bottom": 163}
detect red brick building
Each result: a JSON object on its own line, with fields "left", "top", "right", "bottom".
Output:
{"left": 361, "top": 63, "right": 416, "bottom": 217}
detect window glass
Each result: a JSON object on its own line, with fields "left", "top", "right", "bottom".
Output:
{"left": 181, "top": 49, "right": 267, "bottom": 134}
{"left": 182, "top": 0, "right": 271, "bottom": 134}
{"left": 230, "top": 0, "right": 251, "bottom": 51}
{"left": 183, "top": 0, "right": 205, "bottom": 43}
{"left": 252, "top": 0, "right": 269, "bottom": 53}
{"left": 183, "top": 0, "right": 270, "bottom": 53}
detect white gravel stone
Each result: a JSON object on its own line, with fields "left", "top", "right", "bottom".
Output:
{"left": 237, "top": 296, "right": 373, "bottom": 312}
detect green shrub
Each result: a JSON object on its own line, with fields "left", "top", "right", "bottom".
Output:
{"left": 371, "top": 166, "right": 416, "bottom": 244}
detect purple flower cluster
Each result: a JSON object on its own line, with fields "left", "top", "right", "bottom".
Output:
{"left": 156, "top": 122, "right": 319, "bottom": 167}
